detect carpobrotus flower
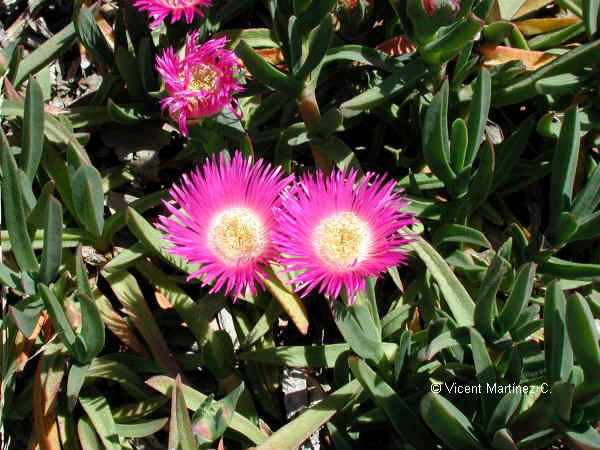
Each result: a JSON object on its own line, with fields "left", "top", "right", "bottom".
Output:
{"left": 273, "top": 169, "right": 416, "bottom": 303}
{"left": 157, "top": 152, "right": 293, "bottom": 298}
{"left": 156, "top": 33, "right": 244, "bottom": 136}
{"left": 134, "top": 0, "right": 212, "bottom": 29}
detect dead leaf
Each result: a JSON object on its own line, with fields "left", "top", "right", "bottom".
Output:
{"left": 376, "top": 35, "right": 416, "bottom": 56}
{"left": 516, "top": 17, "right": 580, "bottom": 36}
{"left": 479, "top": 45, "right": 556, "bottom": 70}
{"left": 15, "top": 313, "right": 47, "bottom": 371}
{"left": 155, "top": 291, "right": 173, "bottom": 309}
{"left": 513, "top": 0, "right": 553, "bottom": 19}
{"left": 255, "top": 48, "right": 285, "bottom": 68}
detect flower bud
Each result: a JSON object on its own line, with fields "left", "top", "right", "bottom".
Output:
{"left": 406, "top": 0, "right": 461, "bottom": 45}
{"left": 336, "top": 0, "right": 374, "bottom": 36}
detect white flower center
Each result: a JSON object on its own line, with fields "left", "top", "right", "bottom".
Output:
{"left": 186, "top": 63, "right": 220, "bottom": 93}
{"left": 314, "top": 212, "right": 371, "bottom": 269}
{"left": 208, "top": 207, "right": 267, "bottom": 266}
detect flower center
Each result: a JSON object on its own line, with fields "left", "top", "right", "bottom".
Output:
{"left": 208, "top": 207, "right": 267, "bottom": 266}
{"left": 314, "top": 212, "right": 371, "bottom": 269}
{"left": 186, "top": 63, "right": 220, "bottom": 93}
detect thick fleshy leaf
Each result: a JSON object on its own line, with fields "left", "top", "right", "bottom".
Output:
{"left": 263, "top": 264, "right": 309, "bottom": 336}
{"left": 115, "top": 418, "right": 168, "bottom": 438}
{"left": 134, "top": 260, "right": 217, "bottom": 345}
{"left": 497, "top": 263, "right": 536, "bottom": 334}
{"left": 566, "top": 293, "right": 600, "bottom": 376}
{"left": 565, "top": 424, "right": 600, "bottom": 449}
{"left": 339, "top": 60, "right": 428, "bottom": 114}
{"left": 79, "top": 394, "right": 121, "bottom": 450}
{"left": 549, "top": 106, "right": 580, "bottom": 239}
{"left": 102, "top": 270, "right": 181, "bottom": 377}
{"left": 126, "top": 207, "right": 195, "bottom": 274}
{"left": 191, "top": 382, "right": 245, "bottom": 444}
{"left": 255, "top": 379, "right": 360, "bottom": 450}
{"left": 333, "top": 302, "right": 384, "bottom": 362}
{"left": 474, "top": 255, "right": 505, "bottom": 340}
{"left": 422, "top": 79, "right": 455, "bottom": 188}
{"left": 9, "top": 295, "right": 44, "bottom": 338}
{"left": 486, "top": 392, "right": 522, "bottom": 436}
{"left": 112, "top": 396, "right": 169, "bottom": 423}
{"left": 21, "top": 77, "right": 44, "bottom": 182}
{"left": 465, "top": 68, "right": 491, "bottom": 168}
{"left": 420, "top": 393, "right": 483, "bottom": 450}
{"left": 174, "top": 375, "right": 196, "bottom": 450}
{"left": 27, "top": 180, "right": 55, "bottom": 229}
{"left": 115, "top": 46, "right": 144, "bottom": 101}
{"left": 72, "top": 164, "right": 104, "bottom": 238}
{"left": 67, "top": 362, "right": 90, "bottom": 411}
{"left": 348, "top": 357, "right": 434, "bottom": 447}
{"left": 38, "top": 196, "right": 62, "bottom": 285}
{"left": 544, "top": 281, "right": 573, "bottom": 384}
{"left": 236, "top": 40, "right": 301, "bottom": 97}
{"left": 1, "top": 130, "right": 39, "bottom": 271}
{"left": 410, "top": 238, "right": 475, "bottom": 326}
{"left": 77, "top": 416, "right": 102, "bottom": 450}
{"left": 76, "top": 292, "right": 105, "bottom": 362}
{"left": 237, "top": 343, "right": 396, "bottom": 368}
{"left": 73, "top": 4, "right": 114, "bottom": 68}
{"left": 493, "top": 40, "right": 600, "bottom": 106}
{"left": 583, "top": 0, "right": 600, "bottom": 37}
{"left": 38, "top": 283, "right": 84, "bottom": 361}
{"left": 13, "top": 23, "right": 77, "bottom": 87}
{"left": 146, "top": 375, "right": 268, "bottom": 445}
{"left": 295, "top": 14, "right": 333, "bottom": 80}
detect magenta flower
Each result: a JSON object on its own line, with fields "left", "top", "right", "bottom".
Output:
{"left": 156, "top": 33, "right": 244, "bottom": 136}
{"left": 133, "top": 0, "right": 212, "bottom": 29}
{"left": 273, "top": 169, "right": 416, "bottom": 303}
{"left": 157, "top": 151, "right": 293, "bottom": 299}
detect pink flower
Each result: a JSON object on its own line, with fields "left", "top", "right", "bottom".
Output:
{"left": 156, "top": 33, "right": 244, "bottom": 136}
{"left": 133, "top": 0, "right": 212, "bottom": 29}
{"left": 273, "top": 169, "right": 416, "bottom": 303}
{"left": 157, "top": 151, "right": 293, "bottom": 299}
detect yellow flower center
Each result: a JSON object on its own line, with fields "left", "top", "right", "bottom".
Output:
{"left": 208, "top": 207, "right": 267, "bottom": 266}
{"left": 314, "top": 212, "right": 371, "bottom": 269}
{"left": 186, "top": 63, "right": 220, "bottom": 93}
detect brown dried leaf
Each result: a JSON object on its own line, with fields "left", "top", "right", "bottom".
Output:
{"left": 513, "top": 0, "right": 553, "bottom": 19}
{"left": 255, "top": 48, "right": 285, "bottom": 69}
{"left": 15, "top": 313, "right": 46, "bottom": 371}
{"left": 376, "top": 35, "right": 416, "bottom": 56}
{"left": 479, "top": 45, "right": 556, "bottom": 70}
{"left": 516, "top": 17, "right": 580, "bottom": 36}
{"left": 32, "top": 349, "right": 65, "bottom": 450}
{"left": 155, "top": 291, "right": 173, "bottom": 310}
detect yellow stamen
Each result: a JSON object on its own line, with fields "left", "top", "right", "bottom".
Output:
{"left": 185, "top": 63, "right": 220, "bottom": 93}
{"left": 314, "top": 212, "right": 371, "bottom": 269}
{"left": 208, "top": 207, "right": 267, "bottom": 265}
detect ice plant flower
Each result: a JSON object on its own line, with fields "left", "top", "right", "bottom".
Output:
{"left": 133, "top": 0, "right": 212, "bottom": 29}
{"left": 274, "top": 169, "right": 416, "bottom": 303}
{"left": 157, "top": 151, "right": 293, "bottom": 299}
{"left": 156, "top": 33, "right": 244, "bottom": 136}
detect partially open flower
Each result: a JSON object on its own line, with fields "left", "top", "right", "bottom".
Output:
{"left": 133, "top": 0, "right": 212, "bottom": 29}
{"left": 156, "top": 33, "right": 244, "bottom": 136}
{"left": 157, "top": 152, "right": 293, "bottom": 299}
{"left": 273, "top": 169, "right": 416, "bottom": 303}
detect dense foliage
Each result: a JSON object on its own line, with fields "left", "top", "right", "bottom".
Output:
{"left": 2, "top": 0, "right": 600, "bottom": 448}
